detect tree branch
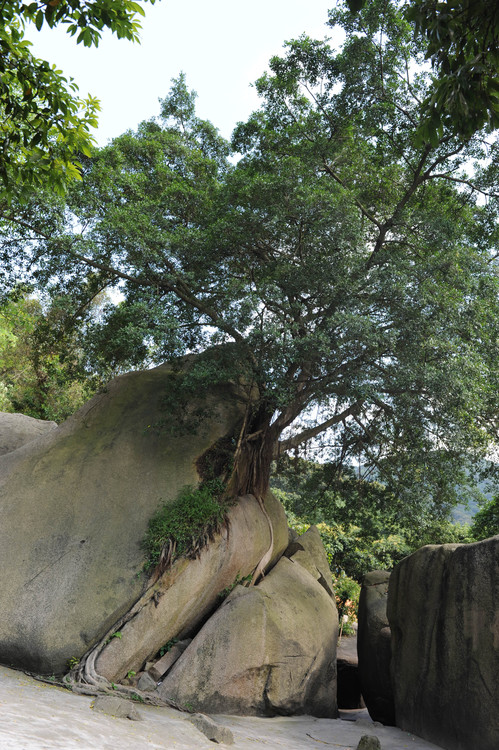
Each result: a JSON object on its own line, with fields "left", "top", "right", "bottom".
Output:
{"left": 3, "top": 212, "right": 249, "bottom": 347}
{"left": 275, "top": 400, "right": 364, "bottom": 457}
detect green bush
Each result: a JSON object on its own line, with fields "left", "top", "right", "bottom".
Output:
{"left": 470, "top": 495, "right": 499, "bottom": 540}
{"left": 333, "top": 572, "right": 361, "bottom": 636}
{"left": 142, "top": 479, "right": 232, "bottom": 571}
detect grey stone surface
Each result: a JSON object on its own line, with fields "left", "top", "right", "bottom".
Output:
{"left": 188, "top": 713, "right": 234, "bottom": 744}
{"left": 92, "top": 695, "right": 142, "bottom": 721}
{"left": 137, "top": 672, "right": 157, "bottom": 692}
{"left": 0, "top": 361, "right": 246, "bottom": 674}
{"left": 388, "top": 537, "right": 499, "bottom": 750}
{"left": 0, "top": 664, "right": 448, "bottom": 750}
{"left": 0, "top": 411, "right": 56, "bottom": 455}
{"left": 157, "top": 555, "right": 339, "bottom": 717}
{"left": 357, "top": 570, "right": 395, "bottom": 725}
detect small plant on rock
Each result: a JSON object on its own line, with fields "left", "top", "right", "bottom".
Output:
{"left": 66, "top": 656, "right": 80, "bottom": 670}
{"left": 159, "top": 638, "right": 179, "bottom": 657}
{"left": 218, "top": 573, "right": 252, "bottom": 601}
{"left": 142, "top": 479, "right": 233, "bottom": 573}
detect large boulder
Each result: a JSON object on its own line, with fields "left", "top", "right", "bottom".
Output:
{"left": 95, "top": 491, "right": 289, "bottom": 682}
{"left": 156, "top": 530, "right": 339, "bottom": 718}
{"left": 357, "top": 570, "right": 395, "bottom": 725}
{"left": 0, "top": 412, "right": 57, "bottom": 456}
{"left": 0, "top": 363, "right": 247, "bottom": 674}
{"left": 387, "top": 538, "right": 499, "bottom": 750}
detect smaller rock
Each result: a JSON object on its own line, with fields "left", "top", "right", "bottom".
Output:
{"left": 92, "top": 695, "right": 142, "bottom": 721}
{"left": 356, "top": 736, "right": 381, "bottom": 750}
{"left": 357, "top": 571, "right": 394, "bottom": 726}
{"left": 288, "top": 525, "right": 335, "bottom": 597}
{"left": 148, "top": 638, "right": 192, "bottom": 681}
{"left": 137, "top": 672, "right": 157, "bottom": 692}
{"left": 188, "top": 713, "right": 234, "bottom": 745}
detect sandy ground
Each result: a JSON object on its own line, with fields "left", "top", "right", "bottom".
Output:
{"left": 0, "top": 665, "right": 445, "bottom": 750}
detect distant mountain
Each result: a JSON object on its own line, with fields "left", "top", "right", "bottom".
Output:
{"left": 452, "top": 500, "right": 480, "bottom": 525}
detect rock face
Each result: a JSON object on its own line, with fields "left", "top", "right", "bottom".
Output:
{"left": 0, "top": 363, "right": 247, "bottom": 674}
{"left": 357, "top": 570, "right": 395, "bottom": 725}
{"left": 95, "top": 491, "right": 289, "bottom": 682}
{"left": 0, "top": 412, "right": 57, "bottom": 456}
{"left": 156, "top": 527, "right": 339, "bottom": 718}
{"left": 387, "top": 538, "right": 499, "bottom": 750}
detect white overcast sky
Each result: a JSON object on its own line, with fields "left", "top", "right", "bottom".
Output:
{"left": 26, "top": 1, "right": 342, "bottom": 146}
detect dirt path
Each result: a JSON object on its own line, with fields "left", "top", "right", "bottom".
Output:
{"left": 0, "top": 665, "right": 445, "bottom": 749}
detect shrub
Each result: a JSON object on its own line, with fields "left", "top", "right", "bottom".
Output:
{"left": 470, "top": 495, "right": 499, "bottom": 540}
{"left": 142, "top": 479, "right": 232, "bottom": 572}
{"left": 333, "top": 572, "right": 361, "bottom": 636}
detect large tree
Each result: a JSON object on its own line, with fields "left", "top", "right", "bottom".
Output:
{"left": 0, "top": 0, "right": 155, "bottom": 201}
{"left": 2, "top": 1, "right": 499, "bottom": 512}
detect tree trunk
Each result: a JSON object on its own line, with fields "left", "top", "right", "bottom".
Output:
{"left": 226, "top": 403, "right": 278, "bottom": 499}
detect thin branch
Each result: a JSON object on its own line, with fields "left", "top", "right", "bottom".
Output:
{"left": 3, "top": 212, "right": 249, "bottom": 347}
{"left": 321, "top": 160, "right": 382, "bottom": 229}
{"left": 275, "top": 400, "right": 364, "bottom": 457}
{"left": 366, "top": 142, "right": 432, "bottom": 268}
{"left": 425, "top": 173, "right": 499, "bottom": 197}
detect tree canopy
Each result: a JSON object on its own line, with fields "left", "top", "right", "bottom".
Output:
{"left": 406, "top": 0, "right": 499, "bottom": 138}
{"left": 0, "top": 0, "right": 155, "bottom": 201}
{"left": 348, "top": 0, "right": 499, "bottom": 139}
{"left": 2, "top": 0, "right": 499, "bottom": 510}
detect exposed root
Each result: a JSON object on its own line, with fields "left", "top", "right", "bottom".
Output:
{"left": 250, "top": 494, "right": 274, "bottom": 586}
{"left": 26, "top": 576, "right": 192, "bottom": 712}
{"left": 28, "top": 668, "right": 188, "bottom": 711}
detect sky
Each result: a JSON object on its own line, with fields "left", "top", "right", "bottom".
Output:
{"left": 26, "top": 1, "right": 342, "bottom": 146}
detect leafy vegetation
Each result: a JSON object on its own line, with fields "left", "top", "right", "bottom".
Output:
{"left": 273, "top": 456, "right": 475, "bottom": 626}
{"left": 158, "top": 638, "right": 178, "bottom": 657}
{"left": 141, "top": 479, "right": 232, "bottom": 572}
{"left": 346, "top": 0, "right": 499, "bottom": 138}
{"left": 0, "top": 291, "right": 103, "bottom": 421}
{"left": 272, "top": 456, "right": 474, "bottom": 581}
{"left": 470, "top": 495, "right": 499, "bottom": 540}
{"left": 333, "top": 572, "right": 360, "bottom": 636}
{"left": 0, "top": 0, "right": 155, "bottom": 201}
{"left": 406, "top": 0, "right": 499, "bottom": 138}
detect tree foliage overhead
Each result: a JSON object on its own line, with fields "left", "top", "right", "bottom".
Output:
{"left": 0, "top": 0, "right": 155, "bottom": 201}
{"left": 348, "top": 0, "right": 499, "bottom": 139}
{"left": 406, "top": 0, "right": 499, "bottom": 138}
{"left": 2, "top": 1, "right": 499, "bottom": 508}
